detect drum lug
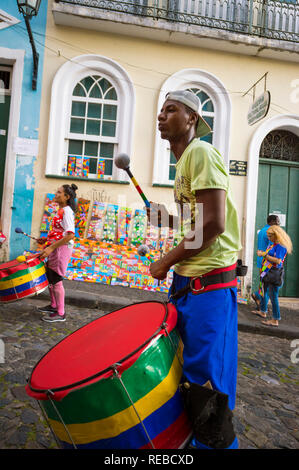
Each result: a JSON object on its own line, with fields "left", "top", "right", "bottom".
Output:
{"left": 112, "top": 363, "right": 122, "bottom": 376}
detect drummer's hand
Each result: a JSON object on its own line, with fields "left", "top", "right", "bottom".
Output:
{"left": 150, "top": 259, "right": 169, "bottom": 280}
{"left": 257, "top": 250, "right": 264, "bottom": 257}
{"left": 146, "top": 202, "right": 169, "bottom": 227}
{"left": 39, "top": 245, "right": 54, "bottom": 261}
{"left": 36, "top": 237, "right": 47, "bottom": 246}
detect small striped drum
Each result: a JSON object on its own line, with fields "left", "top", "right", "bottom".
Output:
{"left": 0, "top": 256, "right": 48, "bottom": 303}
{"left": 26, "top": 301, "right": 192, "bottom": 449}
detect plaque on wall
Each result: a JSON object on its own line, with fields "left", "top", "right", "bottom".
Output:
{"left": 229, "top": 160, "right": 247, "bottom": 176}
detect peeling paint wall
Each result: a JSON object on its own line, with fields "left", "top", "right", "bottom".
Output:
{"left": 0, "top": 0, "right": 48, "bottom": 260}
{"left": 11, "top": 155, "right": 36, "bottom": 257}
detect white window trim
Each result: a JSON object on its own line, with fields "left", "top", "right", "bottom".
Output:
{"left": 153, "top": 68, "right": 232, "bottom": 185}
{"left": 0, "top": 65, "right": 12, "bottom": 95}
{"left": 46, "top": 54, "right": 135, "bottom": 181}
{"left": 0, "top": 9, "right": 20, "bottom": 30}
{"left": 0, "top": 47, "right": 24, "bottom": 253}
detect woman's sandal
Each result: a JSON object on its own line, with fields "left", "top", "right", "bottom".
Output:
{"left": 251, "top": 310, "right": 267, "bottom": 319}
{"left": 261, "top": 319, "right": 279, "bottom": 327}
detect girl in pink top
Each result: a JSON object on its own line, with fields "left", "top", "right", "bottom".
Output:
{"left": 38, "top": 184, "right": 77, "bottom": 322}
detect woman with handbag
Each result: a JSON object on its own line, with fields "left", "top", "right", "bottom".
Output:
{"left": 254, "top": 225, "right": 292, "bottom": 327}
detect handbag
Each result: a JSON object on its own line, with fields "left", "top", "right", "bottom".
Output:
{"left": 262, "top": 266, "right": 284, "bottom": 286}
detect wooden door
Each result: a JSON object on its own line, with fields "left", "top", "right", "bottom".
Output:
{"left": 0, "top": 66, "right": 12, "bottom": 211}
{"left": 253, "top": 130, "right": 299, "bottom": 297}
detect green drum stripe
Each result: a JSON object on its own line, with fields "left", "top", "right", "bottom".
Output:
{"left": 0, "top": 263, "right": 44, "bottom": 281}
{"left": 43, "top": 330, "right": 180, "bottom": 424}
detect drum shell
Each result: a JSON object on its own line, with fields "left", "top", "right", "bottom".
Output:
{"left": 35, "top": 334, "right": 190, "bottom": 448}
{"left": 26, "top": 301, "right": 192, "bottom": 449}
{"left": 0, "top": 257, "right": 48, "bottom": 303}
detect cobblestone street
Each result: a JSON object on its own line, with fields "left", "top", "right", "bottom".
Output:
{"left": 0, "top": 297, "right": 298, "bottom": 450}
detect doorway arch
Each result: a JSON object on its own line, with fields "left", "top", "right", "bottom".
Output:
{"left": 244, "top": 114, "right": 299, "bottom": 294}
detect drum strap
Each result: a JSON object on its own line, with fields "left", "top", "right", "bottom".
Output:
{"left": 169, "top": 263, "right": 237, "bottom": 301}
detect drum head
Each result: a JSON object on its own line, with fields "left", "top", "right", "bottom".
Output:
{"left": 27, "top": 301, "right": 177, "bottom": 400}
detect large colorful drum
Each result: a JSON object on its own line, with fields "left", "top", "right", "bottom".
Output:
{"left": 0, "top": 256, "right": 48, "bottom": 303}
{"left": 26, "top": 301, "right": 192, "bottom": 449}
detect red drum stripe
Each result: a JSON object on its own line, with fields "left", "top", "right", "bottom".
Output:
{"left": 17, "top": 279, "right": 49, "bottom": 299}
{"left": 140, "top": 411, "right": 192, "bottom": 449}
{"left": 0, "top": 279, "right": 48, "bottom": 302}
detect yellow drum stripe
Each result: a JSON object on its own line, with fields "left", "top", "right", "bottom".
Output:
{"left": 48, "top": 352, "right": 182, "bottom": 444}
{"left": 0, "top": 265, "right": 46, "bottom": 290}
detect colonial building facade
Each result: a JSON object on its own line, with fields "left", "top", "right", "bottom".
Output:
{"left": 20, "top": 1, "right": 299, "bottom": 296}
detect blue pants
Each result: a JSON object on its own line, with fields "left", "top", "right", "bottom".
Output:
{"left": 169, "top": 273, "right": 239, "bottom": 449}
{"left": 260, "top": 283, "right": 281, "bottom": 320}
{"left": 254, "top": 290, "right": 262, "bottom": 302}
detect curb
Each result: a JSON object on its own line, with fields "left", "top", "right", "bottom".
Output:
{"left": 66, "top": 290, "right": 131, "bottom": 311}
{"left": 37, "top": 289, "right": 299, "bottom": 341}
{"left": 237, "top": 320, "right": 299, "bottom": 340}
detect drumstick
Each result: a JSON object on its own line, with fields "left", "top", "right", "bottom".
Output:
{"left": 15, "top": 227, "right": 38, "bottom": 241}
{"left": 137, "top": 244, "right": 151, "bottom": 258}
{"left": 137, "top": 244, "right": 161, "bottom": 286}
{"left": 16, "top": 253, "right": 41, "bottom": 263}
{"left": 115, "top": 153, "right": 162, "bottom": 229}
{"left": 16, "top": 255, "right": 27, "bottom": 263}
{"left": 114, "top": 153, "right": 150, "bottom": 208}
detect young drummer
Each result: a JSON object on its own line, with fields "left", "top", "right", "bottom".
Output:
{"left": 147, "top": 90, "right": 242, "bottom": 449}
{"left": 38, "top": 184, "right": 77, "bottom": 322}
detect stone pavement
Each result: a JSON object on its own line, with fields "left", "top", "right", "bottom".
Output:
{"left": 0, "top": 281, "right": 298, "bottom": 450}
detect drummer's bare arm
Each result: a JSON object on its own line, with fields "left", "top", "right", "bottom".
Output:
{"left": 150, "top": 189, "right": 226, "bottom": 280}
{"left": 39, "top": 232, "right": 74, "bottom": 260}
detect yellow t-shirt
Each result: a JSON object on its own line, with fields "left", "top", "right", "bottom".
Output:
{"left": 173, "top": 139, "right": 242, "bottom": 277}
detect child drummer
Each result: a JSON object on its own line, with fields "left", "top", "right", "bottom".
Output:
{"left": 38, "top": 184, "right": 77, "bottom": 322}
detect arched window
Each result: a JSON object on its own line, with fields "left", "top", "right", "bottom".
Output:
{"left": 153, "top": 69, "right": 231, "bottom": 186}
{"left": 67, "top": 75, "right": 119, "bottom": 179}
{"left": 45, "top": 55, "right": 135, "bottom": 182}
{"left": 260, "top": 130, "right": 299, "bottom": 162}
{"left": 187, "top": 87, "right": 215, "bottom": 145}
{"left": 168, "top": 87, "right": 215, "bottom": 183}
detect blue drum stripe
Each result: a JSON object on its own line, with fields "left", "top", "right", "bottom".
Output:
{"left": 59, "top": 389, "right": 184, "bottom": 449}
{"left": 0, "top": 273, "right": 48, "bottom": 297}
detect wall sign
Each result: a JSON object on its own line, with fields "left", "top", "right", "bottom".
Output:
{"left": 229, "top": 160, "right": 247, "bottom": 176}
{"left": 247, "top": 91, "right": 271, "bottom": 126}
{"left": 271, "top": 210, "right": 286, "bottom": 227}
{"left": 13, "top": 137, "right": 39, "bottom": 156}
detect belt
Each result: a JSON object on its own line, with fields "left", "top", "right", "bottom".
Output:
{"left": 169, "top": 263, "right": 237, "bottom": 300}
